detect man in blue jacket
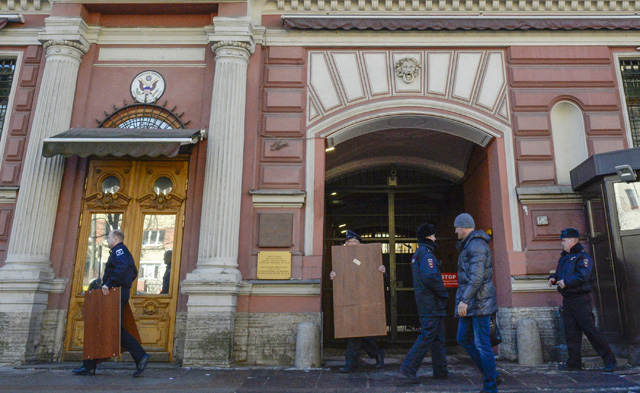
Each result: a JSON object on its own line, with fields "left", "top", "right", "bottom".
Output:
{"left": 73, "top": 229, "right": 150, "bottom": 377}
{"left": 454, "top": 213, "right": 500, "bottom": 393}
{"left": 548, "top": 227, "right": 617, "bottom": 372}
{"left": 398, "top": 223, "right": 449, "bottom": 384}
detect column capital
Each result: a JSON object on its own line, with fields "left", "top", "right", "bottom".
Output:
{"left": 38, "top": 16, "right": 90, "bottom": 54}
{"left": 208, "top": 16, "right": 255, "bottom": 56}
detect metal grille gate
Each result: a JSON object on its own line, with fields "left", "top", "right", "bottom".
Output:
{"left": 620, "top": 59, "right": 640, "bottom": 148}
{"left": 322, "top": 166, "right": 463, "bottom": 344}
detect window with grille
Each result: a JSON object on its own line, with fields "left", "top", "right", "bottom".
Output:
{"left": 0, "top": 59, "right": 16, "bottom": 135}
{"left": 620, "top": 60, "right": 640, "bottom": 147}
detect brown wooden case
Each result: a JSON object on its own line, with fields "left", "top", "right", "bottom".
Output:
{"left": 331, "top": 243, "right": 387, "bottom": 338}
{"left": 83, "top": 288, "right": 121, "bottom": 360}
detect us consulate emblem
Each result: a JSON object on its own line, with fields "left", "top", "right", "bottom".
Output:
{"left": 131, "top": 70, "right": 166, "bottom": 103}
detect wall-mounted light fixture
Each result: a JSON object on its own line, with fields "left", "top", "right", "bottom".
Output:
{"left": 325, "top": 138, "right": 335, "bottom": 152}
{"left": 615, "top": 164, "right": 637, "bottom": 183}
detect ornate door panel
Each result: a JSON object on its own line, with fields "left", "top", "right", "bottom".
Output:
{"left": 64, "top": 159, "right": 187, "bottom": 361}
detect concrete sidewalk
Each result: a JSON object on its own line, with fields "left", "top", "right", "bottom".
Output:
{"left": 3, "top": 354, "right": 640, "bottom": 393}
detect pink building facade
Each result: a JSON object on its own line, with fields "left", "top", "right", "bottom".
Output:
{"left": 0, "top": 0, "right": 638, "bottom": 366}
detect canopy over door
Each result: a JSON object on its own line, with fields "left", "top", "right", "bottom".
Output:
{"left": 42, "top": 128, "right": 205, "bottom": 158}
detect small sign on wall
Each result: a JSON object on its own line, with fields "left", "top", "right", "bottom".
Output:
{"left": 442, "top": 273, "right": 458, "bottom": 288}
{"left": 258, "top": 213, "right": 293, "bottom": 247}
{"left": 257, "top": 251, "right": 292, "bottom": 279}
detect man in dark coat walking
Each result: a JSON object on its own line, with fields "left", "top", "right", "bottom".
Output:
{"left": 72, "top": 229, "right": 150, "bottom": 377}
{"left": 548, "top": 227, "right": 617, "bottom": 372}
{"left": 398, "top": 223, "right": 449, "bottom": 384}
{"left": 454, "top": 213, "right": 500, "bottom": 393}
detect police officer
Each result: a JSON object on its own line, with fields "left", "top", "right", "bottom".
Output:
{"left": 548, "top": 227, "right": 617, "bottom": 372}
{"left": 330, "top": 230, "right": 386, "bottom": 373}
{"left": 73, "top": 229, "right": 151, "bottom": 377}
{"left": 398, "top": 223, "right": 449, "bottom": 384}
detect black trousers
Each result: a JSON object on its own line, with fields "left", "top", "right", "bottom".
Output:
{"left": 401, "top": 316, "right": 447, "bottom": 377}
{"left": 84, "top": 290, "right": 147, "bottom": 368}
{"left": 344, "top": 337, "right": 382, "bottom": 369}
{"left": 563, "top": 293, "right": 616, "bottom": 368}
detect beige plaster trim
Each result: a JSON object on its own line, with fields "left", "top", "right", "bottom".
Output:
{"left": 98, "top": 47, "right": 206, "bottom": 62}
{"left": 264, "top": 28, "right": 640, "bottom": 47}
{"left": 250, "top": 190, "right": 306, "bottom": 208}
{"left": 0, "top": 188, "right": 18, "bottom": 204}
{"left": 239, "top": 280, "right": 321, "bottom": 296}
{"left": 516, "top": 186, "right": 584, "bottom": 204}
{"left": 511, "top": 275, "right": 556, "bottom": 292}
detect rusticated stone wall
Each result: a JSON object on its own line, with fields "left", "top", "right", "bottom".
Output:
{"left": 234, "top": 312, "right": 321, "bottom": 366}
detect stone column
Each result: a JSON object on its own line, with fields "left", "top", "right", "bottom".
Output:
{"left": 181, "top": 17, "right": 254, "bottom": 366}
{"left": 0, "top": 17, "right": 88, "bottom": 364}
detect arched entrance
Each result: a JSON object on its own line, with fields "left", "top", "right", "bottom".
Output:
{"left": 320, "top": 124, "right": 492, "bottom": 345}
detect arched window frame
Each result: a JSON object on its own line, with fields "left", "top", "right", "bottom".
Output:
{"left": 99, "top": 103, "right": 186, "bottom": 129}
{"left": 550, "top": 100, "right": 589, "bottom": 185}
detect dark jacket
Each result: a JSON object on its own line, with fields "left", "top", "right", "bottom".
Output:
{"left": 102, "top": 243, "right": 138, "bottom": 291}
{"left": 455, "top": 230, "right": 498, "bottom": 317}
{"left": 549, "top": 243, "right": 593, "bottom": 297}
{"left": 411, "top": 240, "right": 449, "bottom": 317}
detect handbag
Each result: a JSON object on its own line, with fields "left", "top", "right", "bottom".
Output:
{"left": 489, "top": 313, "right": 503, "bottom": 347}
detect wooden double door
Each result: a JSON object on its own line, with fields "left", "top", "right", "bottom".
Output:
{"left": 64, "top": 159, "right": 188, "bottom": 361}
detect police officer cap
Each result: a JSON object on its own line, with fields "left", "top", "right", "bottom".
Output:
{"left": 560, "top": 227, "right": 580, "bottom": 239}
{"left": 345, "top": 230, "right": 362, "bottom": 243}
{"left": 454, "top": 213, "right": 475, "bottom": 228}
{"left": 416, "top": 223, "right": 436, "bottom": 243}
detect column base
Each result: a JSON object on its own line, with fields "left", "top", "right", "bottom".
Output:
{"left": 181, "top": 276, "right": 241, "bottom": 366}
{"left": 0, "top": 265, "right": 68, "bottom": 364}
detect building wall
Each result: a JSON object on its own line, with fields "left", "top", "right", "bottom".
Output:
{"left": 1, "top": 2, "right": 638, "bottom": 366}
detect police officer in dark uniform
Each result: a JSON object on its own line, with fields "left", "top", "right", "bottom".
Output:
{"left": 73, "top": 229, "right": 151, "bottom": 377}
{"left": 330, "top": 230, "right": 386, "bottom": 373}
{"left": 399, "top": 223, "right": 449, "bottom": 384}
{"left": 548, "top": 227, "right": 617, "bottom": 372}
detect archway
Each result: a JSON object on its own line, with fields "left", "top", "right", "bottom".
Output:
{"left": 320, "top": 121, "right": 493, "bottom": 345}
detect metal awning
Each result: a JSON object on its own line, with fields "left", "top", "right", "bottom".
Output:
{"left": 42, "top": 128, "right": 205, "bottom": 158}
{"left": 570, "top": 147, "right": 640, "bottom": 191}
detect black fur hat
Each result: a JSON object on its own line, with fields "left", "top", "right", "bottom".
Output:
{"left": 417, "top": 223, "right": 436, "bottom": 243}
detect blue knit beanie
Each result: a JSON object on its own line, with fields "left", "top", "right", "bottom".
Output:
{"left": 454, "top": 213, "right": 475, "bottom": 229}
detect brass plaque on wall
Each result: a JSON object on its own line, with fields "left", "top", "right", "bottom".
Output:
{"left": 258, "top": 213, "right": 293, "bottom": 247}
{"left": 257, "top": 251, "right": 292, "bottom": 279}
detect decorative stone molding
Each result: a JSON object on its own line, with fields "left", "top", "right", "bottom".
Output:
{"left": 250, "top": 189, "right": 306, "bottom": 208}
{"left": 394, "top": 57, "right": 421, "bottom": 83}
{"left": 37, "top": 16, "right": 90, "bottom": 53}
{"left": 511, "top": 274, "right": 556, "bottom": 292}
{"left": 211, "top": 40, "right": 255, "bottom": 55}
{"left": 516, "top": 186, "right": 584, "bottom": 204}
{"left": 42, "top": 40, "right": 89, "bottom": 54}
{"left": 0, "top": 187, "right": 18, "bottom": 204}
{"left": 307, "top": 50, "right": 510, "bottom": 126}
{"left": 1, "top": 0, "right": 50, "bottom": 13}
{"left": 268, "top": 0, "right": 640, "bottom": 12}
{"left": 239, "top": 280, "right": 321, "bottom": 296}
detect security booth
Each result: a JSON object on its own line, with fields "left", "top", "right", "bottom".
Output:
{"left": 570, "top": 147, "right": 640, "bottom": 364}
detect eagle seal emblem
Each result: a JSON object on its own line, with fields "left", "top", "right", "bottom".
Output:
{"left": 130, "top": 70, "right": 165, "bottom": 103}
